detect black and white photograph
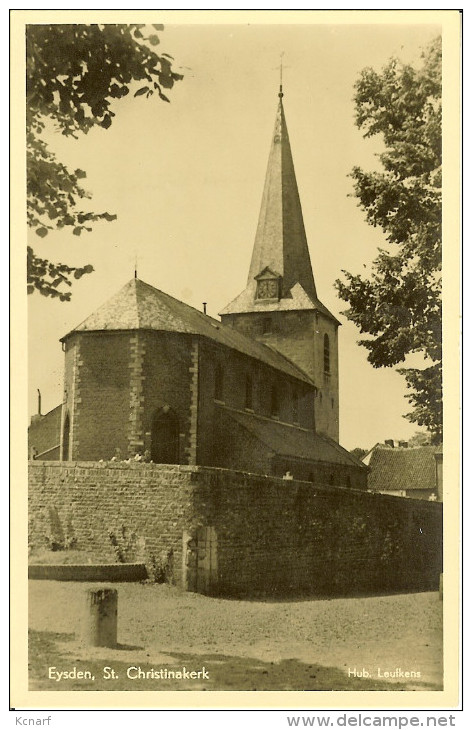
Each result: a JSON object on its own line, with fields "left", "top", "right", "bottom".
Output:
{"left": 11, "top": 9, "right": 461, "bottom": 710}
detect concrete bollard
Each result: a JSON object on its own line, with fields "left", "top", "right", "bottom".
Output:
{"left": 82, "top": 588, "right": 118, "bottom": 647}
{"left": 439, "top": 573, "right": 443, "bottom": 601}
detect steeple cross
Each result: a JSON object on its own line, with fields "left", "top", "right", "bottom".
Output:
{"left": 274, "top": 52, "right": 289, "bottom": 97}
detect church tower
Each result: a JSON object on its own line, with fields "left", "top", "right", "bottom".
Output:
{"left": 220, "top": 85, "right": 340, "bottom": 441}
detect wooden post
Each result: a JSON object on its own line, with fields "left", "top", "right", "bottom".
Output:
{"left": 82, "top": 589, "right": 118, "bottom": 647}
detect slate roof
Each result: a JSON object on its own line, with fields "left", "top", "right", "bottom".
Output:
{"left": 246, "top": 96, "right": 317, "bottom": 300}
{"left": 219, "top": 94, "right": 339, "bottom": 325}
{"left": 220, "top": 280, "right": 340, "bottom": 323}
{"left": 365, "top": 446, "right": 439, "bottom": 493}
{"left": 62, "top": 278, "right": 313, "bottom": 385}
{"left": 221, "top": 407, "right": 366, "bottom": 468}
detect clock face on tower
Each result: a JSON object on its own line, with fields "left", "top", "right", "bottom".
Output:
{"left": 257, "top": 279, "right": 279, "bottom": 299}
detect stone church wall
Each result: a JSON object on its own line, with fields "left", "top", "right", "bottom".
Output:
{"left": 62, "top": 332, "right": 132, "bottom": 461}
{"left": 220, "top": 310, "right": 340, "bottom": 441}
{"left": 196, "top": 338, "right": 314, "bottom": 467}
{"left": 140, "top": 331, "right": 196, "bottom": 463}
{"left": 28, "top": 461, "right": 442, "bottom": 596}
{"left": 61, "top": 331, "right": 195, "bottom": 462}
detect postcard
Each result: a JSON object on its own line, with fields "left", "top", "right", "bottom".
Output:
{"left": 10, "top": 9, "right": 461, "bottom": 712}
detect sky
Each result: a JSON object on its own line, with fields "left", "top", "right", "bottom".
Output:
{"left": 27, "top": 19, "right": 442, "bottom": 451}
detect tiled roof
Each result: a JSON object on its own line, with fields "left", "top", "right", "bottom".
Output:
{"left": 220, "top": 280, "right": 340, "bottom": 323}
{"left": 62, "top": 278, "right": 313, "bottom": 384}
{"left": 365, "top": 446, "right": 439, "bottom": 492}
{"left": 220, "top": 406, "right": 366, "bottom": 467}
{"left": 28, "top": 405, "right": 62, "bottom": 456}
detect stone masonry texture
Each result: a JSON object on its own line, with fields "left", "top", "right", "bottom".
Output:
{"left": 221, "top": 309, "right": 339, "bottom": 441}
{"left": 29, "top": 462, "right": 442, "bottom": 597}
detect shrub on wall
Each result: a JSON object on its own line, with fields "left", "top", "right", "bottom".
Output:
{"left": 107, "top": 524, "right": 137, "bottom": 563}
{"left": 147, "top": 548, "right": 175, "bottom": 584}
{"left": 45, "top": 506, "right": 77, "bottom": 551}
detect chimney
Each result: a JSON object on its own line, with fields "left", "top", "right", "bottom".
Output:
{"left": 203, "top": 302, "right": 207, "bottom": 315}
{"left": 30, "top": 389, "right": 44, "bottom": 425}
{"left": 384, "top": 439, "right": 394, "bottom": 448}
{"left": 399, "top": 441, "right": 408, "bottom": 448}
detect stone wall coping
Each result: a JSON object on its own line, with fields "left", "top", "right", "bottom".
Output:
{"left": 28, "top": 562, "right": 148, "bottom": 583}
{"left": 29, "top": 562, "right": 146, "bottom": 568}
{"left": 29, "top": 460, "right": 194, "bottom": 471}
{"left": 28, "top": 460, "right": 443, "bottom": 510}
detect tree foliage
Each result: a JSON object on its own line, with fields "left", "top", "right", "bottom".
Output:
{"left": 335, "top": 37, "right": 442, "bottom": 442}
{"left": 27, "top": 23, "right": 183, "bottom": 299}
{"left": 350, "top": 447, "right": 368, "bottom": 461}
{"left": 408, "top": 430, "right": 433, "bottom": 447}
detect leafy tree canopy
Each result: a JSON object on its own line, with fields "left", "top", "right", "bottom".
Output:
{"left": 336, "top": 37, "right": 442, "bottom": 443}
{"left": 408, "top": 430, "right": 433, "bottom": 447}
{"left": 350, "top": 447, "right": 368, "bottom": 461}
{"left": 27, "top": 23, "right": 183, "bottom": 300}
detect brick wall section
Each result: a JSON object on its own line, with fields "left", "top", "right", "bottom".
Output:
{"left": 29, "top": 462, "right": 442, "bottom": 597}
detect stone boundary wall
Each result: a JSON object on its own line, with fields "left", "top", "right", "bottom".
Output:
{"left": 194, "top": 469, "right": 442, "bottom": 595}
{"left": 29, "top": 461, "right": 442, "bottom": 596}
{"left": 29, "top": 462, "right": 199, "bottom": 587}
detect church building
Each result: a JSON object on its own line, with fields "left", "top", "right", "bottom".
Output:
{"left": 29, "top": 87, "right": 367, "bottom": 489}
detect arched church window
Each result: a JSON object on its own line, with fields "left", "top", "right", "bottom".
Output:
{"left": 214, "top": 364, "right": 224, "bottom": 401}
{"left": 245, "top": 374, "right": 253, "bottom": 410}
{"left": 270, "top": 385, "right": 280, "bottom": 418}
{"left": 324, "top": 334, "right": 330, "bottom": 374}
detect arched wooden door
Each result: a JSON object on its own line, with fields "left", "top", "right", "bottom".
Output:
{"left": 151, "top": 408, "right": 179, "bottom": 464}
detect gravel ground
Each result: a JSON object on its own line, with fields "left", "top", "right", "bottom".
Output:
{"left": 29, "top": 581, "right": 443, "bottom": 691}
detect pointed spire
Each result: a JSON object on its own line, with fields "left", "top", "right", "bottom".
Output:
{"left": 247, "top": 90, "right": 317, "bottom": 300}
